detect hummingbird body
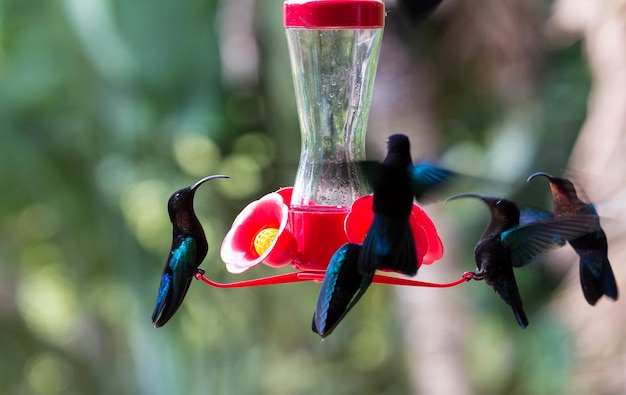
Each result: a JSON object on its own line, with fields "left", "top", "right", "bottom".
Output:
{"left": 312, "top": 243, "right": 373, "bottom": 338}
{"left": 359, "top": 134, "right": 453, "bottom": 276}
{"left": 527, "top": 172, "right": 618, "bottom": 305}
{"left": 448, "top": 193, "right": 598, "bottom": 328}
{"left": 151, "top": 175, "right": 228, "bottom": 327}
{"left": 465, "top": 196, "right": 529, "bottom": 328}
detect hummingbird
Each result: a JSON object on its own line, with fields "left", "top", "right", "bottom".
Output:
{"left": 358, "top": 133, "right": 453, "bottom": 276}
{"left": 312, "top": 243, "right": 373, "bottom": 338}
{"left": 447, "top": 193, "right": 598, "bottom": 328}
{"left": 151, "top": 174, "right": 229, "bottom": 328}
{"left": 527, "top": 172, "right": 619, "bottom": 305}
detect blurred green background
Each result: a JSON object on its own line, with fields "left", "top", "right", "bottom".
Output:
{"left": 0, "top": 0, "right": 619, "bottom": 394}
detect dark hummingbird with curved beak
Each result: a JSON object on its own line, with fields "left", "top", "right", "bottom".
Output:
{"left": 447, "top": 193, "right": 598, "bottom": 328}
{"left": 527, "top": 172, "right": 618, "bottom": 305}
{"left": 151, "top": 174, "right": 229, "bottom": 327}
{"left": 312, "top": 243, "right": 373, "bottom": 338}
{"left": 358, "top": 134, "right": 454, "bottom": 276}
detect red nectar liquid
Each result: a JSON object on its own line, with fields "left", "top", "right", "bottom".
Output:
{"left": 289, "top": 206, "right": 349, "bottom": 272}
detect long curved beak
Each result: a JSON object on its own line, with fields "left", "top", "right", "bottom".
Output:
{"left": 526, "top": 172, "right": 553, "bottom": 183}
{"left": 446, "top": 193, "right": 507, "bottom": 210}
{"left": 191, "top": 174, "right": 229, "bottom": 190}
{"left": 445, "top": 193, "right": 484, "bottom": 204}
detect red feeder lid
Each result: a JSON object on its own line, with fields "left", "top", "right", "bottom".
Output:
{"left": 284, "top": 0, "right": 385, "bottom": 29}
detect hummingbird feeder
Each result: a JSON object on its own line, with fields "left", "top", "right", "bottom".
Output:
{"left": 195, "top": 0, "right": 470, "bottom": 289}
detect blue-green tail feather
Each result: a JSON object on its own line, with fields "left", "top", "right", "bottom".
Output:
{"left": 313, "top": 244, "right": 373, "bottom": 337}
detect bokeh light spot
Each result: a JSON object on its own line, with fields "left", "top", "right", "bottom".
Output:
{"left": 442, "top": 141, "right": 486, "bottom": 176}
{"left": 20, "top": 243, "right": 65, "bottom": 272}
{"left": 173, "top": 133, "right": 221, "bottom": 177}
{"left": 25, "top": 353, "right": 73, "bottom": 395}
{"left": 217, "top": 154, "right": 263, "bottom": 199}
{"left": 95, "top": 154, "right": 137, "bottom": 204}
{"left": 120, "top": 180, "right": 170, "bottom": 253}
{"left": 17, "top": 266, "right": 79, "bottom": 346}
{"left": 233, "top": 132, "right": 276, "bottom": 168}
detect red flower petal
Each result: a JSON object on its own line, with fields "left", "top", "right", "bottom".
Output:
{"left": 220, "top": 193, "right": 296, "bottom": 273}
{"left": 344, "top": 195, "right": 444, "bottom": 269}
{"left": 412, "top": 206, "right": 444, "bottom": 264}
{"left": 275, "top": 187, "right": 293, "bottom": 206}
{"left": 344, "top": 195, "right": 374, "bottom": 244}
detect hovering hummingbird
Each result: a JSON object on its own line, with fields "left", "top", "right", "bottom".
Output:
{"left": 152, "top": 174, "right": 229, "bottom": 328}
{"left": 447, "top": 193, "right": 597, "bottom": 328}
{"left": 312, "top": 243, "right": 373, "bottom": 338}
{"left": 358, "top": 133, "right": 453, "bottom": 276}
{"left": 527, "top": 172, "right": 619, "bottom": 305}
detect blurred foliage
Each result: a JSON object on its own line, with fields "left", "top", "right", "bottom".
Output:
{"left": 0, "top": 0, "right": 593, "bottom": 394}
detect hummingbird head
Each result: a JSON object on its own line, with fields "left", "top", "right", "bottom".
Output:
{"left": 167, "top": 175, "right": 229, "bottom": 226}
{"left": 480, "top": 197, "right": 520, "bottom": 227}
{"left": 384, "top": 133, "right": 412, "bottom": 167}
{"left": 386, "top": 134, "right": 410, "bottom": 155}
{"left": 527, "top": 172, "right": 583, "bottom": 212}
{"left": 446, "top": 193, "right": 520, "bottom": 229}
{"left": 527, "top": 171, "right": 576, "bottom": 192}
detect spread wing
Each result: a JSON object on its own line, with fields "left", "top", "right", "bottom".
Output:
{"left": 502, "top": 214, "right": 598, "bottom": 268}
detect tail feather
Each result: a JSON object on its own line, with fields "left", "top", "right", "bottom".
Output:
{"left": 494, "top": 276, "right": 528, "bottom": 329}
{"left": 358, "top": 215, "right": 418, "bottom": 276}
{"left": 151, "top": 273, "right": 172, "bottom": 327}
{"left": 512, "top": 306, "right": 529, "bottom": 329}
{"left": 152, "top": 274, "right": 192, "bottom": 327}
{"left": 313, "top": 244, "right": 373, "bottom": 337}
{"left": 579, "top": 255, "right": 618, "bottom": 305}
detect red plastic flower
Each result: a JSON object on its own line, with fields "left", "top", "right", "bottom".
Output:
{"left": 220, "top": 188, "right": 297, "bottom": 273}
{"left": 344, "top": 195, "right": 443, "bottom": 268}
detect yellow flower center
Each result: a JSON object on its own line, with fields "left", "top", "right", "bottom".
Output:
{"left": 253, "top": 227, "right": 279, "bottom": 257}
